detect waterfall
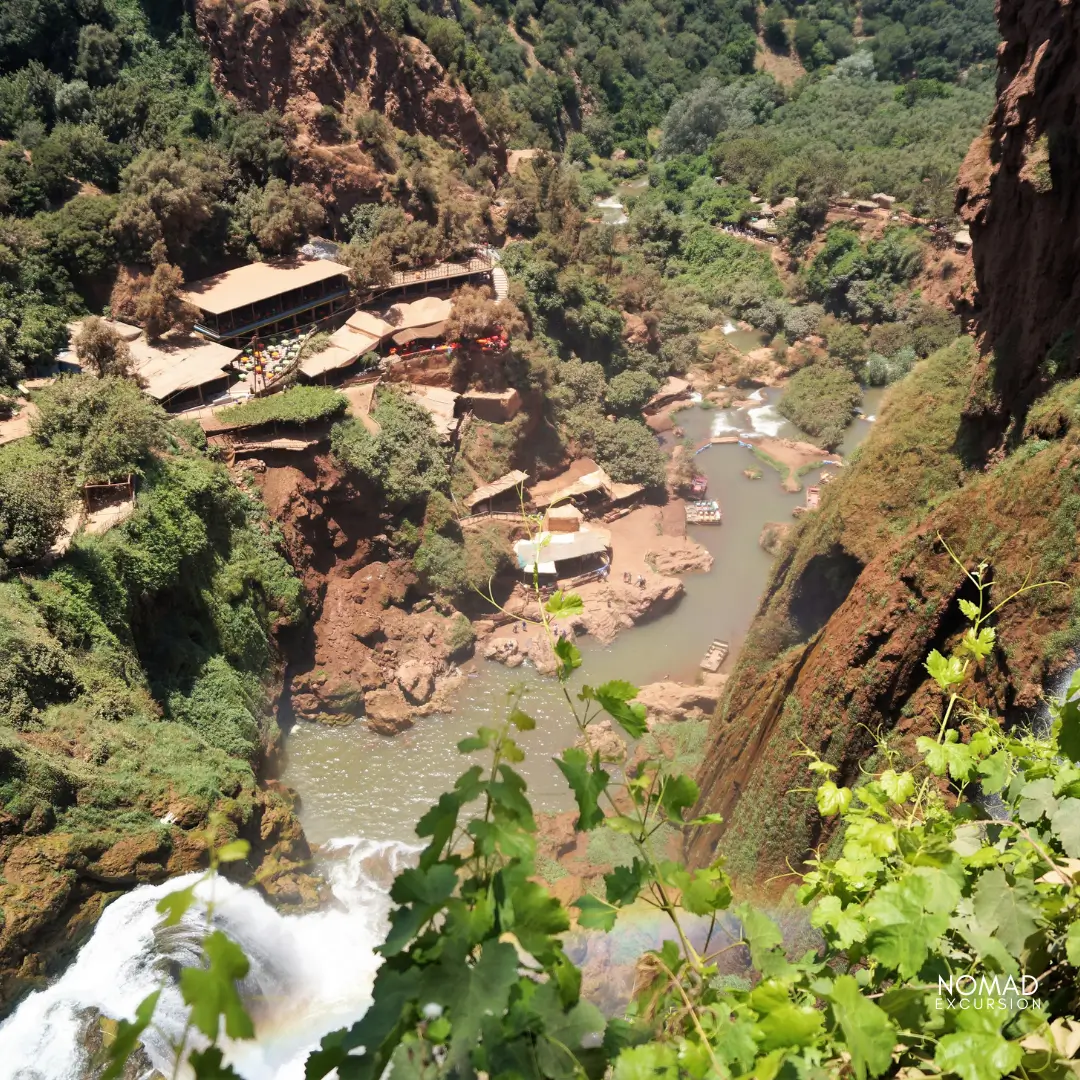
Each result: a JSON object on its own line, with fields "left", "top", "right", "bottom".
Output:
{"left": 0, "top": 838, "right": 419, "bottom": 1080}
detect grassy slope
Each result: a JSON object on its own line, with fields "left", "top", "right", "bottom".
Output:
{"left": 690, "top": 339, "right": 1080, "bottom": 881}
{"left": 0, "top": 449, "right": 315, "bottom": 1007}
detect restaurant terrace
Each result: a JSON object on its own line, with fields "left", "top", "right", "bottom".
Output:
{"left": 181, "top": 259, "right": 352, "bottom": 344}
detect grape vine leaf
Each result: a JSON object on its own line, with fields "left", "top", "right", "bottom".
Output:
{"left": 555, "top": 747, "right": 609, "bottom": 830}
{"left": 935, "top": 1031, "right": 1023, "bottom": 1080}
{"left": 1058, "top": 670, "right": 1080, "bottom": 764}
{"left": 829, "top": 974, "right": 897, "bottom": 1080}
{"left": 926, "top": 649, "right": 965, "bottom": 689}
{"left": 179, "top": 931, "right": 254, "bottom": 1040}
{"left": 971, "top": 868, "right": 1040, "bottom": 958}
{"left": 445, "top": 941, "right": 520, "bottom": 1073}
{"left": 188, "top": 1047, "right": 245, "bottom": 1080}
{"left": 102, "top": 990, "right": 160, "bottom": 1080}
{"left": 1051, "top": 798, "right": 1080, "bottom": 858}
{"left": 1017, "top": 777, "right": 1057, "bottom": 823}
{"left": 811, "top": 895, "right": 867, "bottom": 948}
{"left": 573, "top": 894, "right": 618, "bottom": 931}
{"left": 659, "top": 773, "right": 699, "bottom": 823}
{"left": 594, "top": 681, "right": 648, "bottom": 739}
{"left": 605, "top": 859, "right": 647, "bottom": 906}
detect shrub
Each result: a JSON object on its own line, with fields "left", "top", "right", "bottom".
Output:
{"left": 777, "top": 363, "right": 861, "bottom": 449}
{"left": 604, "top": 369, "right": 659, "bottom": 416}
{"left": 32, "top": 374, "right": 168, "bottom": 482}
{"left": 593, "top": 417, "right": 667, "bottom": 486}
{"left": 0, "top": 440, "right": 70, "bottom": 575}
{"left": 330, "top": 389, "right": 449, "bottom": 505}
{"left": 72, "top": 316, "right": 135, "bottom": 378}
{"left": 215, "top": 386, "right": 347, "bottom": 430}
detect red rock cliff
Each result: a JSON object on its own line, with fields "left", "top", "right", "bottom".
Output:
{"left": 957, "top": 0, "right": 1080, "bottom": 441}
{"left": 691, "top": 0, "right": 1080, "bottom": 881}
{"left": 193, "top": 0, "right": 504, "bottom": 206}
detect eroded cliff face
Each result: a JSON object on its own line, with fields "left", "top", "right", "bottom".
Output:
{"left": 692, "top": 0, "right": 1080, "bottom": 881}
{"left": 193, "top": 0, "right": 503, "bottom": 209}
{"left": 956, "top": 0, "right": 1080, "bottom": 445}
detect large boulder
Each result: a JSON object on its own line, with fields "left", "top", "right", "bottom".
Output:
{"left": 646, "top": 540, "right": 714, "bottom": 575}
{"left": 397, "top": 660, "right": 436, "bottom": 705}
{"left": 363, "top": 689, "right": 415, "bottom": 735}
{"left": 635, "top": 676, "right": 727, "bottom": 728}
{"left": 483, "top": 637, "right": 524, "bottom": 667}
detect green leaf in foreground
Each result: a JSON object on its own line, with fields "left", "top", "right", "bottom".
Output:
{"left": 595, "top": 680, "right": 648, "bottom": 738}
{"left": 934, "top": 1031, "right": 1022, "bottom": 1080}
{"left": 102, "top": 990, "right": 160, "bottom": 1080}
{"left": 554, "top": 637, "right": 582, "bottom": 680}
{"left": 573, "top": 893, "right": 618, "bottom": 931}
{"left": 1057, "top": 668, "right": 1080, "bottom": 764}
{"left": 545, "top": 589, "right": 585, "bottom": 620}
{"left": 555, "top": 747, "right": 609, "bottom": 830}
{"left": 179, "top": 931, "right": 254, "bottom": 1041}
{"left": 829, "top": 974, "right": 897, "bottom": 1080}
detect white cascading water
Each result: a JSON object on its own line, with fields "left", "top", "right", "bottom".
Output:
{"left": 0, "top": 837, "right": 419, "bottom": 1080}
{"left": 710, "top": 388, "right": 787, "bottom": 440}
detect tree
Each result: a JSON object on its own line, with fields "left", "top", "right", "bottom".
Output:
{"left": 593, "top": 417, "right": 666, "bottom": 485}
{"left": 31, "top": 374, "right": 167, "bottom": 482}
{"left": 110, "top": 262, "right": 200, "bottom": 341}
{"left": 0, "top": 143, "right": 47, "bottom": 216}
{"left": 444, "top": 285, "right": 526, "bottom": 342}
{"left": 565, "top": 132, "right": 592, "bottom": 164}
{"left": 659, "top": 78, "right": 777, "bottom": 157}
{"left": 330, "top": 390, "right": 450, "bottom": 505}
{"left": 73, "top": 316, "right": 136, "bottom": 378}
{"left": 0, "top": 440, "right": 69, "bottom": 574}
{"left": 777, "top": 363, "right": 861, "bottom": 449}
{"left": 340, "top": 234, "right": 395, "bottom": 294}
{"left": 605, "top": 369, "right": 658, "bottom": 416}
{"left": 74, "top": 24, "right": 121, "bottom": 87}
{"left": 112, "top": 146, "right": 228, "bottom": 266}
{"left": 241, "top": 178, "right": 324, "bottom": 255}
{"left": 762, "top": 3, "right": 788, "bottom": 52}
{"left": 33, "top": 194, "right": 118, "bottom": 283}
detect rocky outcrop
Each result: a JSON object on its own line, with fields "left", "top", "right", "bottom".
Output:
{"left": 689, "top": 336, "right": 1080, "bottom": 885}
{"left": 645, "top": 539, "right": 714, "bottom": 576}
{"left": 258, "top": 456, "right": 472, "bottom": 733}
{"left": 1, "top": 780, "right": 323, "bottom": 1010}
{"left": 956, "top": 0, "right": 1080, "bottom": 447}
{"left": 193, "top": 0, "right": 503, "bottom": 210}
{"left": 635, "top": 677, "right": 727, "bottom": 729}
{"left": 759, "top": 521, "right": 792, "bottom": 556}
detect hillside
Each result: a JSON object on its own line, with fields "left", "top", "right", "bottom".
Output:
{"left": 690, "top": 0, "right": 1080, "bottom": 880}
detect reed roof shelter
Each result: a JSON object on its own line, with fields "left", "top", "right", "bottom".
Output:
{"left": 182, "top": 259, "right": 352, "bottom": 345}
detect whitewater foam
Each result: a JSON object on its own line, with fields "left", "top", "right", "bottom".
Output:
{"left": 0, "top": 837, "right": 419, "bottom": 1080}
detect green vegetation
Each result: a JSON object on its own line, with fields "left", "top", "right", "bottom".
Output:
{"left": 778, "top": 364, "right": 861, "bottom": 449}
{"left": 804, "top": 226, "right": 925, "bottom": 322}
{"left": 214, "top": 385, "right": 346, "bottom": 430}
{"left": 330, "top": 389, "right": 450, "bottom": 507}
{"left": 107, "top": 556, "right": 1080, "bottom": 1080}
{"left": 0, "top": 382, "right": 304, "bottom": 913}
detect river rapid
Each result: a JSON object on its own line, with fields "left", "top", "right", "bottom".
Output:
{"left": 0, "top": 391, "right": 881, "bottom": 1079}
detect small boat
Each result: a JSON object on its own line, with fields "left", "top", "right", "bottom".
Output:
{"left": 686, "top": 499, "right": 722, "bottom": 524}
{"left": 700, "top": 639, "right": 730, "bottom": 672}
{"left": 689, "top": 474, "right": 708, "bottom": 496}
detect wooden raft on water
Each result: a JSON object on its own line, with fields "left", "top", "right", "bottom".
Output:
{"left": 700, "top": 639, "right": 730, "bottom": 673}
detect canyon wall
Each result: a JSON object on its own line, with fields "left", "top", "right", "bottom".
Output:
{"left": 193, "top": 0, "right": 503, "bottom": 211}
{"left": 691, "top": 0, "right": 1080, "bottom": 881}
{"left": 956, "top": 0, "right": 1080, "bottom": 447}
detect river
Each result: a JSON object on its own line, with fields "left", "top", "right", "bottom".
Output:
{"left": 594, "top": 176, "right": 649, "bottom": 225}
{"left": 0, "top": 387, "right": 882, "bottom": 1079}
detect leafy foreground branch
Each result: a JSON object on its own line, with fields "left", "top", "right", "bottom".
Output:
{"left": 105, "top": 550, "right": 1080, "bottom": 1080}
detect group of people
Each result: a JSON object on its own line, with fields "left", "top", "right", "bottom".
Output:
{"left": 622, "top": 570, "right": 647, "bottom": 589}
